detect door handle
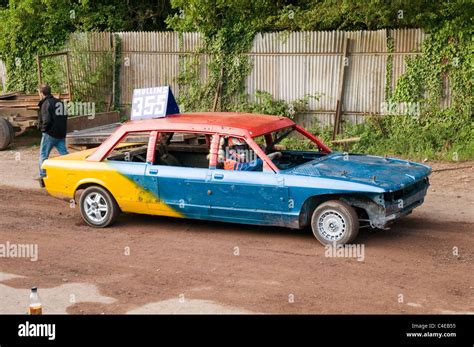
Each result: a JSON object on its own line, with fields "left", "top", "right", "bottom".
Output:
{"left": 149, "top": 169, "right": 158, "bottom": 175}
{"left": 214, "top": 173, "right": 224, "bottom": 180}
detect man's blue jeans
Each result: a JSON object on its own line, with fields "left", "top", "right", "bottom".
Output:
{"left": 39, "top": 133, "right": 68, "bottom": 177}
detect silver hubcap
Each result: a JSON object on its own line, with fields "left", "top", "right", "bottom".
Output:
{"left": 318, "top": 210, "right": 346, "bottom": 241}
{"left": 83, "top": 192, "right": 108, "bottom": 224}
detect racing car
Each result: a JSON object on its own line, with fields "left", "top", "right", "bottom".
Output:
{"left": 41, "top": 112, "right": 431, "bottom": 245}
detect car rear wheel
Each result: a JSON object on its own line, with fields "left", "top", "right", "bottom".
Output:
{"left": 79, "top": 186, "right": 119, "bottom": 227}
{"left": 311, "top": 200, "right": 359, "bottom": 245}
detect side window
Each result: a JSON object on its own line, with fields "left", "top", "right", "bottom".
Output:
{"left": 219, "top": 136, "right": 264, "bottom": 172}
{"left": 153, "top": 131, "right": 211, "bottom": 168}
{"left": 106, "top": 131, "right": 150, "bottom": 163}
{"left": 276, "top": 128, "right": 317, "bottom": 151}
{"left": 252, "top": 135, "right": 267, "bottom": 148}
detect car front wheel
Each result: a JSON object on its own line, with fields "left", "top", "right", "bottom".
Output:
{"left": 311, "top": 200, "right": 359, "bottom": 245}
{"left": 79, "top": 186, "right": 119, "bottom": 227}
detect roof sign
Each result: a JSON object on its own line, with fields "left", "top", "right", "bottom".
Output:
{"left": 130, "top": 86, "right": 180, "bottom": 120}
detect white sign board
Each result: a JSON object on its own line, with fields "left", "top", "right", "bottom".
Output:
{"left": 130, "top": 86, "right": 179, "bottom": 120}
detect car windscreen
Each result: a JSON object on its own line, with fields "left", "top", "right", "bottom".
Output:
{"left": 254, "top": 127, "right": 328, "bottom": 170}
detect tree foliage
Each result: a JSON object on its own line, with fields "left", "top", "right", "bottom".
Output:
{"left": 166, "top": 0, "right": 280, "bottom": 112}
{"left": 0, "top": 0, "right": 471, "bottom": 159}
{"left": 0, "top": 0, "right": 171, "bottom": 92}
{"left": 262, "top": 0, "right": 473, "bottom": 32}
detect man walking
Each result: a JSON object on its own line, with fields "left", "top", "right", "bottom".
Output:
{"left": 38, "top": 84, "right": 68, "bottom": 178}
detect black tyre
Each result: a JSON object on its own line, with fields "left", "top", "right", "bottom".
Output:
{"left": 311, "top": 200, "right": 359, "bottom": 245}
{"left": 0, "top": 118, "right": 13, "bottom": 150}
{"left": 79, "top": 186, "right": 119, "bottom": 227}
{"left": 6, "top": 119, "right": 14, "bottom": 145}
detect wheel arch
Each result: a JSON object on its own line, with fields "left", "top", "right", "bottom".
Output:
{"left": 74, "top": 179, "right": 114, "bottom": 203}
{"left": 298, "top": 193, "right": 373, "bottom": 228}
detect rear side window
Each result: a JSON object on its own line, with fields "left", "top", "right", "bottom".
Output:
{"left": 152, "top": 132, "right": 210, "bottom": 168}
{"left": 106, "top": 131, "right": 150, "bottom": 163}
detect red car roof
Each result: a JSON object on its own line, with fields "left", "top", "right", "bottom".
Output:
{"left": 87, "top": 112, "right": 298, "bottom": 162}
{"left": 86, "top": 112, "right": 331, "bottom": 164}
{"left": 121, "top": 112, "right": 295, "bottom": 137}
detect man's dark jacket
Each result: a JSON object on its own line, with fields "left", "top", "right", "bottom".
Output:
{"left": 38, "top": 95, "right": 67, "bottom": 139}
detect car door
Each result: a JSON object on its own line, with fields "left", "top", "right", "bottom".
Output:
{"left": 147, "top": 165, "right": 210, "bottom": 219}
{"left": 144, "top": 131, "right": 210, "bottom": 219}
{"left": 104, "top": 131, "right": 153, "bottom": 214}
{"left": 208, "top": 136, "right": 289, "bottom": 225}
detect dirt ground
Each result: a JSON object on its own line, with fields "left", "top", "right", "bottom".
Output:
{"left": 0, "top": 137, "right": 473, "bottom": 314}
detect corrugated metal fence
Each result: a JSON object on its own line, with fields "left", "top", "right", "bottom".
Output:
{"left": 247, "top": 29, "right": 425, "bottom": 127}
{"left": 78, "top": 29, "right": 427, "bottom": 126}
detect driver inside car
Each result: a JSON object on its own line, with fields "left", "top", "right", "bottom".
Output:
{"left": 223, "top": 137, "right": 282, "bottom": 171}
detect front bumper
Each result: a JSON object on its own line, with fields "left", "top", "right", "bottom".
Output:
{"left": 382, "top": 185, "right": 428, "bottom": 224}
{"left": 375, "top": 179, "right": 430, "bottom": 228}
{"left": 343, "top": 178, "right": 430, "bottom": 229}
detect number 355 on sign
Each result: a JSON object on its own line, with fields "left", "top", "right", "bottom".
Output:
{"left": 131, "top": 86, "right": 172, "bottom": 120}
